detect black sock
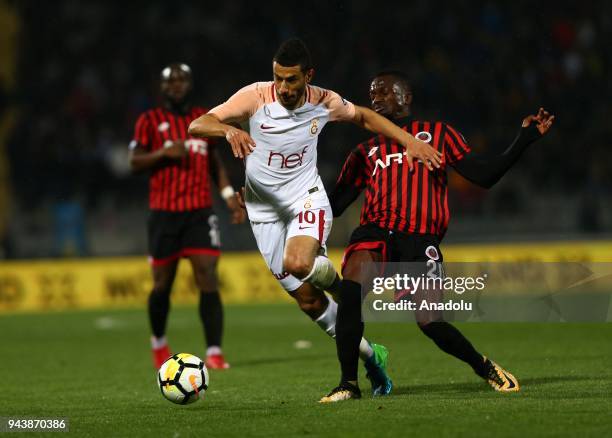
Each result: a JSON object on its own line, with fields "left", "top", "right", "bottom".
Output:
{"left": 148, "top": 289, "right": 171, "bottom": 339}
{"left": 419, "top": 321, "right": 486, "bottom": 376}
{"left": 335, "top": 280, "right": 364, "bottom": 384}
{"left": 199, "top": 291, "right": 224, "bottom": 349}
{"left": 327, "top": 274, "right": 341, "bottom": 294}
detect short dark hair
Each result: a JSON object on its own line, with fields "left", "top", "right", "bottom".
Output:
{"left": 160, "top": 63, "right": 192, "bottom": 80}
{"left": 273, "top": 38, "right": 313, "bottom": 71}
{"left": 375, "top": 70, "right": 412, "bottom": 91}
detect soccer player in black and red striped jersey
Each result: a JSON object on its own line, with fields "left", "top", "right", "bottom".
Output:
{"left": 128, "top": 63, "right": 246, "bottom": 370}
{"left": 320, "top": 71, "right": 554, "bottom": 402}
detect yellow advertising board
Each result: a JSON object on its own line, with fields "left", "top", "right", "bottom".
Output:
{"left": 0, "top": 253, "right": 293, "bottom": 313}
{"left": 442, "top": 240, "right": 612, "bottom": 262}
{"left": 0, "top": 241, "right": 611, "bottom": 313}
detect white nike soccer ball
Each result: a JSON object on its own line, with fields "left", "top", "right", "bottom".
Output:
{"left": 157, "top": 353, "right": 209, "bottom": 404}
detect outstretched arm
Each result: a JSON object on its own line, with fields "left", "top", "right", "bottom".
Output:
{"left": 352, "top": 105, "right": 442, "bottom": 171}
{"left": 452, "top": 108, "right": 555, "bottom": 189}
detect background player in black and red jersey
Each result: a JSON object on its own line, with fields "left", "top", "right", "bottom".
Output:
{"left": 321, "top": 71, "right": 554, "bottom": 402}
{"left": 128, "top": 63, "right": 246, "bottom": 370}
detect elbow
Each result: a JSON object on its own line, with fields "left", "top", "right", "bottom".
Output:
{"left": 329, "top": 188, "right": 358, "bottom": 217}
{"left": 458, "top": 169, "right": 498, "bottom": 189}
{"left": 128, "top": 151, "right": 146, "bottom": 174}
{"left": 189, "top": 114, "right": 216, "bottom": 137}
{"left": 330, "top": 202, "right": 344, "bottom": 218}
{"left": 127, "top": 153, "right": 138, "bottom": 173}
{"left": 128, "top": 158, "right": 139, "bottom": 174}
{"left": 328, "top": 195, "right": 339, "bottom": 217}
{"left": 188, "top": 121, "right": 200, "bottom": 137}
{"left": 476, "top": 177, "right": 497, "bottom": 190}
{"left": 188, "top": 116, "right": 208, "bottom": 137}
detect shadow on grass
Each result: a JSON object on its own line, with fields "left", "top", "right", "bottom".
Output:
{"left": 520, "top": 375, "right": 595, "bottom": 385}
{"left": 392, "top": 382, "right": 485, "bottom": 395}
{"left": 230, "top": 354, "right": 329, "bottom": 367}
{"left": 391, "top": 375, "right": 596, "bottom": 396}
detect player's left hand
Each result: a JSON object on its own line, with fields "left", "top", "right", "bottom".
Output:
{"left": 402, "top": 133, "right": 443, "bottom": 171}
{"left": 522, "top": 108, "right": 555, "bottom": 135}
{"left": 226, "top": 195, "right": 246, "bottom": 224}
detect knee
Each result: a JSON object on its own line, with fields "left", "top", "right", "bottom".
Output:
{"left": 417, "top": 321, "right": 430, "bottom": 332}
{"left": 149, "top": 286, "right": 171, "bottom": 305}
{"left": 294, "top": 293, "right": 326, "bottom": 318}
{"left": 152, "top": 268, "right": 175, "bottom": 296}
{"left": 151, "top": 284, "right": 172, "bottom": 296}
{"left": 418, "top": 320, "right": 443, "bottom": 337}
{"left": 341, "top": 262, "right": 360, "bottom": 282}
{"left": 341, "top": 250, "right": 378, "bottom": 283}
{"left": 284, "top": 254, "right": 313, "bottom": 279}
{"left": 194, "top": 264, "right": 218, "bottom": 291}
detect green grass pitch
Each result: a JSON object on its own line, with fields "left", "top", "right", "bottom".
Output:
{"left": 1, "top": 304, "right": 611, "bottom": 437}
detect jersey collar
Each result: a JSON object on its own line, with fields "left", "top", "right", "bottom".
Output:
{"left": 265, "top": 101, "right": 315, "bottom": 119}
{"left": 393, "top": 115, "right": 413, "bottom": 129}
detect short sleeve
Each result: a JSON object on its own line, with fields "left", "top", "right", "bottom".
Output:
{"left": 444, "top": 123, "right": 471, "bottom": 164}
{"left": 208, "top": 83, "right": 262, "bottom": 123}
{"left": 129, "top": 113, "right": 152, "bottom": 151}
{"left": 323, "top": 90, "right": 356, "bottom": 122}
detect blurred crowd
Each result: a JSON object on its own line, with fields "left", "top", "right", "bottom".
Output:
{"left": 3, "top": 0, "right": 611, "bottom": 256}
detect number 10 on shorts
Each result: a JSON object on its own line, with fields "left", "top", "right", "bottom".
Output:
{"left": 297, "top": 210, "right": 317, "bottom": 226}
{"left": 290, "top": 208, "right": 329, "bottom": 243}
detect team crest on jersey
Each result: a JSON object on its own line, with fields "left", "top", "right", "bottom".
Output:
{"left": 425, "top": 245, "right": 439, "bottom": 261}
{"left": 416, "top": 131, "right": 432, "bottom": 143}
{"left": 158, "top": 121, "right": 170, "bottom": 132}
{"left": 310, "top": 118, "right": 319, "bottom": 135}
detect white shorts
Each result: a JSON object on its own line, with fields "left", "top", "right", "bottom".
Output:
{"left": 250, "top": 188, "right": 333, "bottom": 292}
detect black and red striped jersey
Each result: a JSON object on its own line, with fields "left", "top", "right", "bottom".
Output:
{"left": 130, "top": 106, "right": 215, "bottom": 212}
{"left": 334, "top": 118, "right": 471, "bottom": 238}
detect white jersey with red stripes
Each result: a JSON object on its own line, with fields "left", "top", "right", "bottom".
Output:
{"left": 209, "top": 82, "right": 355, "bottom": 222}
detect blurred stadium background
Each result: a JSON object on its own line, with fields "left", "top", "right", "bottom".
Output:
{"left": 1, "top": 3, "right": 611, "bottom": 436}
{"left": 0, "top": 0, "right": 610, "bottom": 311}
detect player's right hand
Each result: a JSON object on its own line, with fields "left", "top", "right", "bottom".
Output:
{"left": 226, "top": 195, "right": 247, "bottom": 224}
{"left": 402, "top": 134, "right": 443, "bottom": 171}
{"left": 162, "top": 141, "right": 189, "bottom": 159}
{"left": 522, "top": 107, "right": 555, "bottom": 135}
{"left": 225, "top": 127, "right": 256, "bottom": 159}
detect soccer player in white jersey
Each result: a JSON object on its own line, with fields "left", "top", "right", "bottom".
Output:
{"left": 189, "top": 38, "right": 442, "bottom": 397}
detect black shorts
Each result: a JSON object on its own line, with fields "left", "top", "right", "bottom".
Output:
{"left": 148, "top": 208, "right": 220, "bottom": 266}
{"left": 342, "top": 223, "right": 443, "bottom": 269}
